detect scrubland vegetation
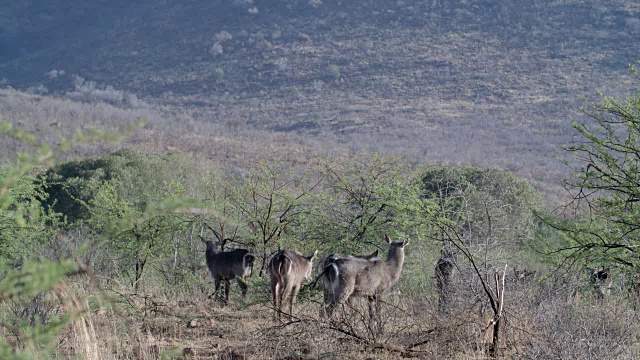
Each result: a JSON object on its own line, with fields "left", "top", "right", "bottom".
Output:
{"left": 1, "top": 67, "right": 640, "bottom": 358}
{"left": 3, "top": 0, "right": 640, "bottom": 190}
{"left": 2, "top": 0, "right": 640, "bottom": 358}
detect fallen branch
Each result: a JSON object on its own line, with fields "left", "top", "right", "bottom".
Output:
{"left": 327, "top": 323, "right": 367, "bottom": 342}
{"left": 406, "top": 326, "right": 438, "bottom": 349}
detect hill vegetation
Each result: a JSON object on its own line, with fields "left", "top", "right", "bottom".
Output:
{"left": 1, "top": 0, "right": 640, "bottom": 358}
{"left": 2, "top": 75, "right": 640, "bottom": 357}
{"left": 2, "top": 0, "right": 640, "bottom": 190}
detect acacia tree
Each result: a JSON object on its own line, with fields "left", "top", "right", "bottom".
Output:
{"left": 87, "top": 180, "right": 185, "bottom": 292}
{"left": 232, "top": 162, "right": 320, "bottom": 276}
{"left": 0, "top": 167, "right": 60, "bottom": 261}
{"left": 549, "top": 63, "right": 640, "bottom": 272}
{"left": 46, "top": 151, "right": 196, "bottom": 291}
{"left": 422, "top": 166, "right": 543, "bottom": 286}
{"left": 302, "top": 154, "right": 435, "bottom": 254}
{"left": 0, "top": 119, "right": 145, "bottom": 358}
{"left": 196, "top": 174, "right": 244, "bottom": 251}
{"left": 421, "top": 166, "right": 544, "bottom": 356}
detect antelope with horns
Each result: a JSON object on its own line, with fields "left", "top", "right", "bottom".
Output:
{"left": 269, "top": 249, "right": 318, "bottom": 322}
{"left": 316, "top": 249, "right": 380, "bottom": 316}
{"left": 324, "top": 234, "right": 408, "bottom": 332}
{"left": 202, "top": 239, "right": 256, "bottom": 303}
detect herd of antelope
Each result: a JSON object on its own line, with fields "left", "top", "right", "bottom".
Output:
{"left": 201, "top": 234, "right": 408, "bottom": 325}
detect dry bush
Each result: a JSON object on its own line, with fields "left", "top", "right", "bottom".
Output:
{"left": 0, "top": 86, "right": 575, "bottom": 205}
{"left": 524, "top": 295, "right": 640, "bottom": 359}
{"left": 25, "top": 265, "right": 638, "bottom": 359}
{"left": 0, "top": 88, "right": 154, "bottom": 161}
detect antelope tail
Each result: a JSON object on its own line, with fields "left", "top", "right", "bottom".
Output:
{"left": 309, "top": 265, "right": 331, "bottom": 289}
{"left": 271, "top": 253, "right": 292, "bottom": 286}
{"left": 326, "top": 263, "right": 340, "bottom": 293}
{"left": 280, "top": 254, "right": 293, "bottom": 277}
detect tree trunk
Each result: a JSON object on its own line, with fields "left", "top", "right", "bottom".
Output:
{"left": 490, "top": 318, "right": 500, "bottom": 357}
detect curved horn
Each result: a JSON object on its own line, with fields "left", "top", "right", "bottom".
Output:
{"left": 197, "top": 226, "right": 207, "bottom": 243}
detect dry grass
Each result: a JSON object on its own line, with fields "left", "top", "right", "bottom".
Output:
{"left": 35, "top": 274, "right": 640, "bottom": 359}
{"left": 2, "top": 2, "right": 639, "bottom": 358}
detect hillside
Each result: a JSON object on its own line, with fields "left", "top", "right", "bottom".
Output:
{"left": 2, "top": 0, "right": 640, "bottom": 189}
{"left": 3, "top": 3, "right": 640, "bottom": 358}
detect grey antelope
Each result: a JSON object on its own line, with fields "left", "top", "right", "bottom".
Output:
{"left": 323, "top": 234, "right": 408, "bottom": 332}
{"left": 202, "top": 239, "right": 255, "bottom": 303}
{"left": 316, "top": 249, "right": 380, "bottom": 316}
{"left": 268, "top": 249, "right": 318, "bottom": 322}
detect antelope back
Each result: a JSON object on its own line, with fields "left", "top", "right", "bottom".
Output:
{"left": 328, "top": 234, "right": 408, "bottom": 297}
{"left": 318, "top": 250, "right": 379, "bottom": 274}
{"left": 207, "top": 248, "right": 254, "bottom": 280}
{"left": 270, "top": 250, "right": 317, "bottom": 285}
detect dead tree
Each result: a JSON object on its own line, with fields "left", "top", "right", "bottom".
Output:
{"left": 438, "top": 224, "right": 507, "bottom": 358}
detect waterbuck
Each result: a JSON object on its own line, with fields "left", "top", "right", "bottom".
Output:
{"left": 435, "top": 250, "right": 456, "bottom": 314}
{"left": 324, "top": 234, "right": 408, "bottom": 332}
{"left": 588, "top": 266, "right": 611, "bottom": 299}
{"left": 203, "top": 239, "right": 255, "bottom": 303}
{"left": 268, "top": 249, "right": 318, "bottom": 322}
{"left": 316, "top": 249, "right": 380, "bottom": 316}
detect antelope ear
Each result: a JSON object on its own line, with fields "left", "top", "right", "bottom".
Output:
{"left": 402, "top": 238, "right": 410, "bottom": 247}
{"left": 384, "top": 234, "right": 391, "bottom": 244}
{"left": 311, "top": 250, "right": 318, "bottom": 260}
{"left": 371, "top": 249, "right": 379, "bottom": 258}
{"left": 244, "top": 254, "right": 256, "bottom": 265}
